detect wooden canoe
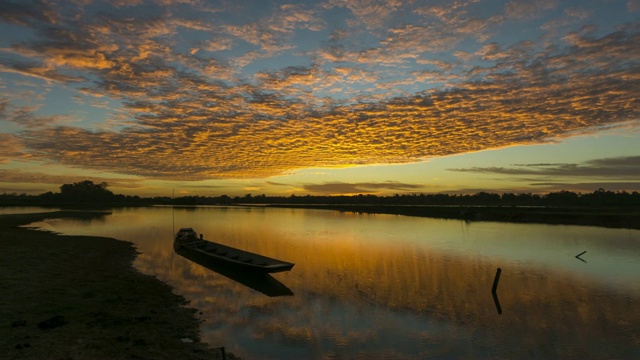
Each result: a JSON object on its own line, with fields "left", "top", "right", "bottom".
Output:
{"left": 174, "top": 228, "right": 294, "bottom": 273}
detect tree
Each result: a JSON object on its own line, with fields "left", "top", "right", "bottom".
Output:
{"left": 59, "top": 180, "right": 115, "bottom": 203}
{"left": 545, "top": 190, "right": 579, "bottom": 206}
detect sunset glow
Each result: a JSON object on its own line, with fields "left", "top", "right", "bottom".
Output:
{"left": 1, "top": 0, "right": 639, "bottom": 196}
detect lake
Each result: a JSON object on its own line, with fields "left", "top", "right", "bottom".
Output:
{"left": 27, "top": 206, "right": 640, "bottom": 359}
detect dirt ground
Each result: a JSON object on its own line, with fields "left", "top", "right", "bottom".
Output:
{"left": 0, "top": 211, "right": 237, "bottom": 360}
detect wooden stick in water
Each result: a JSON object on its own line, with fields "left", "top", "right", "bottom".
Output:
{"left": 491, "top": 268, "right": 502, "bottom": 294}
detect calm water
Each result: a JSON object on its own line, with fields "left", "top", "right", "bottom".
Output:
{"left": 28, "top": 206, "right": 640, "bottom": 359}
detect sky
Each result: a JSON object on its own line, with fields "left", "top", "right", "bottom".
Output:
{"left": 0, "top": 0, "right": 639, "bottom": 197}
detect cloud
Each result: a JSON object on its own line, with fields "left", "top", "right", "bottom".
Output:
{"left": 17, "top": 25, "right": 640, "bottom": 179}
{"left": 201, "top": 37, "right": 234, "bottom": 52}
{"left": 1, "top": 1, "right": 638, "bottom": 182}
{"left": 528, "top": 182, "right": 640, "bottom": 192}
{"left": 219, "top": 2, "right": 324, "bottom": 60}
{"left": 326, "top": 0, "right": 404, "bottom": 30}
{"left": 504, "top": 0, "right": 558, "bottom": 20}
{"left": 0, "top": 168, "right": 144, "bottom": 189}
{"left": 0, "top": 133, "right": 26, "bottom": 163}
{"left": 433, "top": 181, "right": 640, "bottom": 195}
{"left": 0, "top": 61, "right": 83, "bottom": 83}
{"left": 448, "top": 156, "right": 640, "bottom": 178}
{"left": 3, "top": 104, "right": 66, "bottom": 129}
{"left": 0, "top": 0, "right": 57, "bottom": 26}
{"left": 303, "top": 181, "right": 425, "bottom": 195}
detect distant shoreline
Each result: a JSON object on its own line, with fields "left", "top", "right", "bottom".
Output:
{"left": 261, "top": 204, "right": 640, "bottom": 230}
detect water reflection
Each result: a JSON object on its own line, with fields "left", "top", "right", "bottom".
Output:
{"left": 28, "top": 206, "right": 640, "bottom": 359}
{"left": 491, "top": 291, "right": 502, "bottom": 315}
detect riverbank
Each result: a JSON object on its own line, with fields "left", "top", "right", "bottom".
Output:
{"left": 0, "top": 211, "right": 236, "bottom": 360}
{"left": 263, "top": 204, "right": 640, "bottom": 230}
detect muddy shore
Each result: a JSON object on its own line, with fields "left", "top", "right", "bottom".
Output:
{"left": 0, "top": 211, "right": 236, "bottom": 360}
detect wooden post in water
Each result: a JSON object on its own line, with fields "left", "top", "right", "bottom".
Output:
{"left": 492, "top": 268, "right": 502, "bottom": 294}
{"left": 220, "top": 347, "right": 226, "bottom": 360}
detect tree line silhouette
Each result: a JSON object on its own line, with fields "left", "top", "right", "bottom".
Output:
{"left": 0, "top": 180, "right": 638, "bottom": 207}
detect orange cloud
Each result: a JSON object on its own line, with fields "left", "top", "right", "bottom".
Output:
{"left": 1, "top": 1, "right": 638, "bottom": 182}
{"left": 46, "top": 48, "right": 115, "bottom": 69}
{"left": 0, "top": 134, "right": 26, "bottom": 163}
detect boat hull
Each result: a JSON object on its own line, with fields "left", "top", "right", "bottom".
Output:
{"left": 174, "top": 238, "right": 294, "bottom": 273}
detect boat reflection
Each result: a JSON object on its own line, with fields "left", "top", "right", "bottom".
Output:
{"left": 174, "top": 246, "right": 294, "bottom": 297}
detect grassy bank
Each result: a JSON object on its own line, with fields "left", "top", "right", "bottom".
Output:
{"left": 264, "top": 204, "right": 640, "bottom": 230}
{"left": 0, "top": 211, "right": 236, "bottom": 360}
